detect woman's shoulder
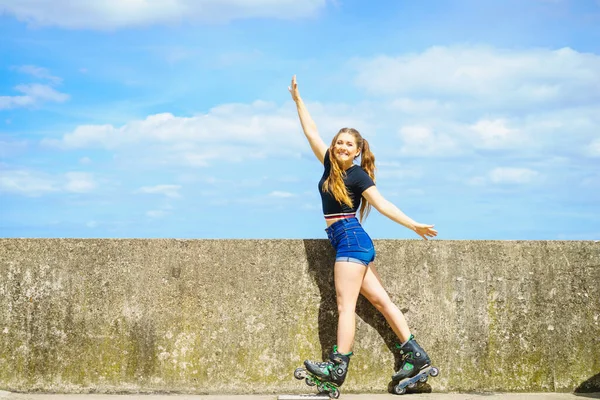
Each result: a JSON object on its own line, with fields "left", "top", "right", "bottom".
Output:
{"left": 323, "top": 149, "right": 331, "bottom": 165}
{"left": 349, "top": 163, "right": 369, "bottom": 174}
{"left": 349, "top": 164, "right": 374, "bottom": 180}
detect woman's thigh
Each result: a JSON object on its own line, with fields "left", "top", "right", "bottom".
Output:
{"left": 334, "top": 261, "right": 368, "bottom": 309}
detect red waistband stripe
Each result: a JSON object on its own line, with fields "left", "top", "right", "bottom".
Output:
{"left": 324, "top": 213, "right": 356, "bottom": 220}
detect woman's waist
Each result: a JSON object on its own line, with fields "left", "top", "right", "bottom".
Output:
{"left": 325, "top": 214, "right": 360, "bottom": 230}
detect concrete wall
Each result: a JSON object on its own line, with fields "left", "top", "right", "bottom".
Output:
{"left": 0, "top": 239, "right": 599, "bottom": 394}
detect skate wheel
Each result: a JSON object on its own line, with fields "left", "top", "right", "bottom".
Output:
{"left": 393, "top": 385, "right": 406, "bottom": 395}
{"left": 408, "top": 382, "right": 416, "bottom": 389}
{"left": 294, "top": 368, "right": 306, "bottom": 380}
{"left": 329, "top": 389, "right": 340, "bottom": 399}
{"left": 430, "top": 367, "right": 439, "bottom": 377}
{"left": 419, "top": 374, "right": 428, "bottom": 383}
{"left": 305, "top": 377, "right": 316, "bottom": 386}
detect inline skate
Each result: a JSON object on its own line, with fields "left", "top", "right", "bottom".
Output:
{"left": 294, "top": 346, "right": 352, "bottom": 399}
{"left": 391, "top": 335, "right": 439, "bottom": 395}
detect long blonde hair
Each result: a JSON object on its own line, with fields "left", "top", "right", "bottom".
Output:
{"left": 323, "top": 127, "right": 376, "bottom": 222}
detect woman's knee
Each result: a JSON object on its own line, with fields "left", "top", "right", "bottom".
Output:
{"left": 337, "top": 299, "right": 358, "bottom": 315}
{"left": 368, "top": 294, "right": 393, "bottom": 312}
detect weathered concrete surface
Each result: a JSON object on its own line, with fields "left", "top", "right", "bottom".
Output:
{"left": 0, "top": 239, "right": 598, "bottom": 394}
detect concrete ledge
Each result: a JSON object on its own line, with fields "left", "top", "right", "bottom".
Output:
{"left": 0, "top": 239, "right": 599, "bottom": 394}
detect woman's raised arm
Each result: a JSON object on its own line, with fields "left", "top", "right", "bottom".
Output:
{"left": 289, "top": 75, "right": 327, "bottom": 164}
{"left": 362, "top": 186, "right": 438, "bottom": 240}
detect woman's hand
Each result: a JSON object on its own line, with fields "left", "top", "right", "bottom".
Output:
{"left": 414, "top": 223, "right": 437, "bottom": 240}
{"left": 288, "top": 75, "right": 301, "bottom": 102}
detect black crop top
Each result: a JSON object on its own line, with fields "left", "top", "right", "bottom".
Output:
{"left": 318, "top": 150, "right": 375, "bottom": 220}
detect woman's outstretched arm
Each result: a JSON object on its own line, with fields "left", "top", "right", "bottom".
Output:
{"left": 362, "top": 186, "right": 438, "bottom": 240}
{"left": 289, "top": 75, "right": 327, "bottom": 164}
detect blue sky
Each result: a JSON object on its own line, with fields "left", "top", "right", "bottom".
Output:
{"left": 1, "top": 0, "right": 599, "bottom": 240}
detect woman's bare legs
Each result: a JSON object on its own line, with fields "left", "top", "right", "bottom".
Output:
{"left": 334, "top": 260, "right": 411, "bottom": 354}
{"left": 334, "top": 261, "right": 368, "bottom": 354}
{"left": 360, "top": 262, "right": 411, "bottom": 342}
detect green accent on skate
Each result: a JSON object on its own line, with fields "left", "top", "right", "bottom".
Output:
{"left": 318, "top": 364, "right": 332, "bottom": 375}
{"left": 332, "top": 344, "right": 353, "bottom": 357}
{"left": 403, "top": 362, "right": 414, "bottom": 371}
{"left": 306, "top": 372, "right": 339, "bottom": 394}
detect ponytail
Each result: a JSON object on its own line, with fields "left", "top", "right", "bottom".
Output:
{"left": 358, "top": 138, "right": 376, "bottom": 222}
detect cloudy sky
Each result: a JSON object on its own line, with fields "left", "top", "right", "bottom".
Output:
{"left": 1, "top": 0, "right": 599, "bottom": 239}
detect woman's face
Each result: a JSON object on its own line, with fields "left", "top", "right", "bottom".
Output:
{"left": 333, "top": 132, "right": 360, "bottom": 163}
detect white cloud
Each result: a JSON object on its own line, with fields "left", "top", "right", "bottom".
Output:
{"left": 64, "top": 172, "right": 96, "bottom": 193}
{"left": 12, "top": 65, "right": 62, "bottom": 84}
{"left": 467, "top": 168, "right": 541, "bottom": 186}
{"left": 0, "top": 84, "right": 69, "bottom": 110}
{"left": 468, "top": 118, "right": 523, "bottom": 149}
{"left": 0, "top": 169, "right": 96, "bottom": 196}
{"left": 398, "top": 125, "right": 460, "bottom": 157}
{"left": 137, "top": 185, "right": 182, "bottom": 198}
{"left": 43, "top": 100, "right": 371, "bottom": 167}
{"left": 353, "top": 46, "right": 599, "bottom": 161}
{"left": 48, "top": 103, "right": 297, "bottom": 150}
{"left": 0, "top": 0, "right": 327, "bottom": 30}
{"left": 0, "top": 170, "right": 58, "bottom": 196}
{"left": 354, "top": 46, "right": 600, "bottom": 108}
{"left": 587, "top": 139, "right": 600, "bottom": 157}
{"left": 1, "top": 66, "right": 67, "bottom": 110}
{"left": 489, "top": 168, "right": 540, "bottom": 184}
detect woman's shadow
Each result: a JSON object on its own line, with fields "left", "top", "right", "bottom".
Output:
{"left": 575, "top": 373, "right": 600, "bottom": 397}
{"left": 302, "top": 239, "right": 432, "bottom": 394}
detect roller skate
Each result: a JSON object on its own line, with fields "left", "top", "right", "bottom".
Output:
{"left": 293, "top": 346, "right": 352, "bottom": 399}
{"left": 391, "top": 335, "right": 439, "bottom": 395}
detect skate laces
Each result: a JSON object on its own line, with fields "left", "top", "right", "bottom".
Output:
{"left": 396, "top": 345, "right": 412, "bottom": 359}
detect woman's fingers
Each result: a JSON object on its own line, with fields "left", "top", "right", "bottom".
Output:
{"left": 416, "top": 224, "right": 438, "bottom": 240}
{"left": 289, "top": 75, "right": 300, "bottom": 100}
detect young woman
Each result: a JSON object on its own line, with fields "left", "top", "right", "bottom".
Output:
{"left": 289, "top": 75, "right": 438, "bottom": 392}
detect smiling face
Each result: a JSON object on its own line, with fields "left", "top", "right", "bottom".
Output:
{"left": 333, "top": 132, "right": 360, "bottom": 165}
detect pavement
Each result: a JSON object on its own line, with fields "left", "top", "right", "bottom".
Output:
{"left": 1, "top": 392, "right": 599, "bottom": 400}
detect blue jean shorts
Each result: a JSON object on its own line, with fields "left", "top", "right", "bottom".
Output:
{"left": 325, "top": 217, "right": 376, "bottom": 266}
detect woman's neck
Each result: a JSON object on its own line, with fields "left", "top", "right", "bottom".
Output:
{"left": 341, "top": 160, "right": 355, "bottom": 171}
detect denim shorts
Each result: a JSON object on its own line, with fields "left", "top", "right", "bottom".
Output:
{"left": 325, "top": 217, "right": 376, "bottom": 266}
